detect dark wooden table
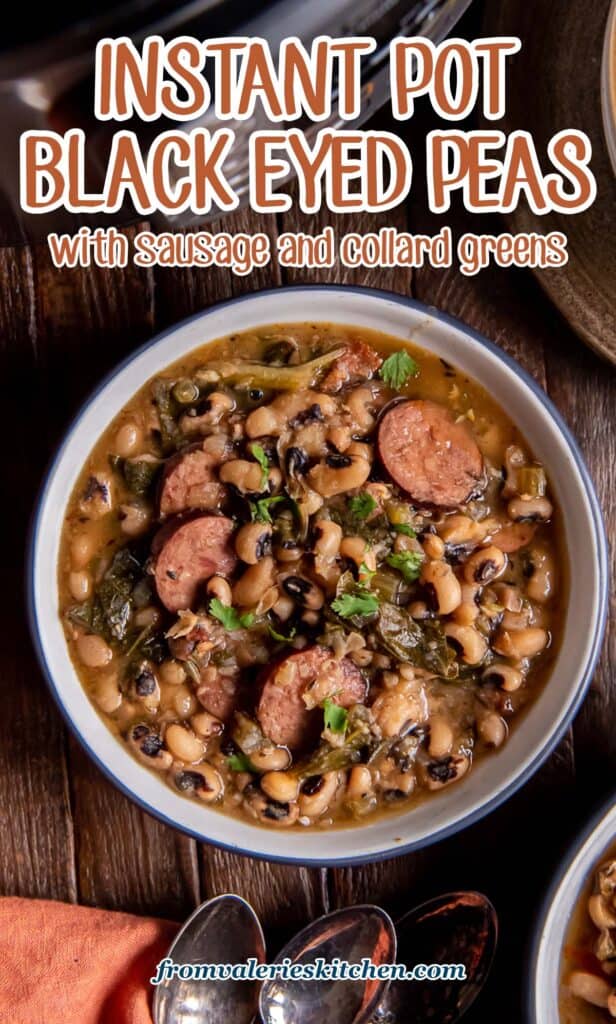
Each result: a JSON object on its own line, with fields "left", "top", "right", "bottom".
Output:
{"left": 2, "top": 55, "right": 615, "bottom": 1024}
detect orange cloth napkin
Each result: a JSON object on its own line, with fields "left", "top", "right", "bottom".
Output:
{"left": 0, "top": 897, "right": 178, "bottom": 1024}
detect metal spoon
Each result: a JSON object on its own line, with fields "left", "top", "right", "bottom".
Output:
{"left": 370, "top": 891, "right": 498, "bottom": 1024}
{"left": 259, "top": 904, "right": 397, "bottom": 1024}
{"left": 153, "top": 892, "right": 265, "bottom": 1024}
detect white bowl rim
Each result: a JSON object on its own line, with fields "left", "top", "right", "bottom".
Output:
{"left": 26, "top": 284, "right": 609, "bottom": 866}
{"left": 528, "top": 790, "right": 616, "bottom": 1022}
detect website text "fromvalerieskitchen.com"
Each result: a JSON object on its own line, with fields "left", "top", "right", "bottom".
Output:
{"left": 151, "top": 957, "right": 467, "bottom": 985}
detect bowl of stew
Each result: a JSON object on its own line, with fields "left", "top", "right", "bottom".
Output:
{"left": 28, "top": 285, "right": 608, "bottom": 864}
{"left": 531, "top": 795, "right": 616, "bottom": 1022}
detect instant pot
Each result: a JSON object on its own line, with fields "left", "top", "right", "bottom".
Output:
{"left": 1, "top": 0, "right": 472, "bottom": 241}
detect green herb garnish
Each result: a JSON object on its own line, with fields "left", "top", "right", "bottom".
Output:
{"left": 226, "top": 752, "right": 253, "bottom": 772}
{"left": 322, "top": 698, "right": 349, "bottom": 735}
{"left": 392, "top": 523, "right": 416, "bottom": 538}
{"left": 359, "top": 562, "right": 376, "bottom": 580}
{"left": 249, "top": 443, "right": 269, "bottom": 489}
{"left": 379, "top": 351, "right": 419, "bottom": 389}
{"left": 348, "top": 493, "right": 377, "bottom": 520}
{"left": 209, "top": 599, "right": 255, "bottom": 631}
{"left": 386, "top": 551, "right": 424, "bottom": 583}
{"left": 249, "top": 495, "right": 285, "bottom": 524}
{"left": 268, "top": 624, "right": 297, "bottom": 643}
{"left": 331, "top": 588, "right": 380, "bottom": 619}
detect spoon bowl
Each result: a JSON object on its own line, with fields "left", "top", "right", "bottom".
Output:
{"left": 259, "top": 904, "right": 396, "bottom": 1024}
{"left": 373, "top": 891, "right": 497, "bottom": 1024}
{"left": 153, "top": 892, "right": 265, "bottom": 1024}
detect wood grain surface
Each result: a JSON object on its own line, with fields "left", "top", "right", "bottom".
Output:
{"left": 2, "top": 12, "right": 615, "bottom": 1023}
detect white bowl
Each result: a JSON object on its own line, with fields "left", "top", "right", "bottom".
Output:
{"left": 27, "top": 286, "right": 609, "bottom": 865}
{"left": 530, "top": 794, "right": 616, "bottom": 1022}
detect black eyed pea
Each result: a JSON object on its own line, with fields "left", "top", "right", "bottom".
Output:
{"left": 114, "top": 420, "right": 142, "bottom": 458}
{"left": 132, "top": 664, "right": 160, "bottom": 710}
{"left": 250, "top": 745, "right": 292, "bottom": 772}
{"left": 525, "top": 549, "right": 556, "bottom": 604}
{"left": 567, "top": 971, "right": 611, "bottom": 1009}
{"left": 282, "top": 575, "right": 324, "bottom": 611}
{"left": 69, "top": 570, "right": 91, "bottom": 602}
{"left": 345, "top": 387, "right": 377, "bottom": 431}
{"left": 425, "top": 754, "right": 470, "bottom": 790}
{"left": 493, "top": 626, "right": 548, "bottom": 659}
{"left": 70, "top": 532, "right": 95, "bottom": 569}
{"left": 408, "top": 600, "right": 430, "bottom": 619}
{"left": 452, "top": 583, "right": 480, "bottom": 626}
{"left": 482, "top": 662, "right": 523, "bottom": 692}
{"left": 272, "top": 593, "right": 295, "bottom": 622}
{"left": 381, "top": 765, "right": 415, "bottom": 798}
{"left": 159, "top": 659, "right": 187, "bottom": 686}
{"left": 260, "top": 770, "right": 300, "bottom": 803}
{"left": 173, "top": 764, "right": 224, "bottom": 803}
{"left": 463, "top": 545, "right": 507, "bottom": 585}
{"left": 219, "top": 459, "right": 267, "bottom": 494}
{"left": 438, "top": 514, "right": 486, "bottom": 546}
{"left": 477, "top": 711, "right": 507, "bottom": 747}
{"left": 172, "top": 684, "right": 200, "bottom": 719}
{"left": 245, "top": 405, "right": 279, "bottom": 438}
{"left": 165, "top": 723, "right": 205, "bottom": 763}
{"left": 244, "top": 785, "right": 299, "bottom": 827}
{"left": 206, "top": 575, "right": 233, "bottom": 605}
{"left": 76, "top": 633, "right": 113, "bottom": 668}
{"left": 372, "top": 678, "right": 428, "bottom": 738}
{"left": 79, "top": 473, "right": 113, "bottom": 519}
{"left": 421, "top": 560, "right": 462, "bottom": 615}
{"left": 93, "top": 672, "right": 122, "bottom": 714}
{"left": 298, "top": 772, "right": 340, "bottom": 817}
{"left": 307, "top": 448, "right": 371, "bottom": 498}
{"left": 232, "top": 556, "right": 275, "bottom": 608}
{"left": 422, "top": 533, "right": 445, "bottom": 560}
{"left": 133, "top": 605, "right": 162, "bottom": 629}
{"left": 507, "top": 495, "right": 553, "bottom": 523}
{"left": 234, "top": 521, "right": 273, "bottom": 564}
{"left": 340, "top": 535, "right": 377, "bottom": 576}
{"left": 128, "top": 724, "right": 173, "bottom": 771}
{"left": 588, "top": 894, "right": 616, "bottom": 930}
{"left": 314, "top": 519, "right": 343, "bottom": 559}
{"left": 428, "top": 716, "right": 454, "bottom": 759}
{"left": 444, "top": 623, "right": 488, "bottom": 665}
{"left": 190, "top": 710, "right": 223, "bottom": 739}
{"left": 346, "top": 765, "right": 373, "bottom": 802}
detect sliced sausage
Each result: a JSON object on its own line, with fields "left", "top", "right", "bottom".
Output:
{"left": 197, "top": 670, "right": 240, "bottom": 722}
{"left": 378, "top": 399, "right": 484, "bottom": 507}
{"left": 158, "top": 445, "right": 224, "bottom": 518}
{"left": 257, "top": 645, "right": 366, "bottom": 751}
{"left": 153, "top": 515, "right": 237, "bottom": 612}
{"left": 321, "top": 340, "right": 382, "bottom": 393}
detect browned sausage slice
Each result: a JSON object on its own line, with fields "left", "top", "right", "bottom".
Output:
{"left": 153, "top": 515, "right": 237, "bottom": 612}
{"left": 321, "top": 340, "right": 382, "bottom": 392}
{"left": 257, "top": 646, "right": 366, "bottom": 751}
{"left": 158, "top": 446, "right": 224, "bottom": 518}
{"left": 378, "top": 399, "right": 484, "bottom": 507}
{"left": 197, "top": 670, "right": 240, "bottom": 722}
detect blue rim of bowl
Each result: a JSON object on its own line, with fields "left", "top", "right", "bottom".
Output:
{"left": 526, "top": 789, "right": 616, "bottom": 1023}
{"left": 26, "top": 284, "right": 610, "bottom": 867}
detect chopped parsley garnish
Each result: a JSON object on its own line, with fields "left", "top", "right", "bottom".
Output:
{"left": 392, "top": 523, "right": 416, "bottom": 538}
{"left": 209, "top": 598, "right": 255, "bottom": 631}
{"left": 379, "top": 351, "right": 419, "bottom": 389}
{"left": 348, "top": 492, "right": 377, "bottom": 520}
{"left": 268, "top": 623, "right": 297, "bottom": 643}
{"left": 331, "top": 588, "right": 380, "bottom": 618}
{"left": 386, "top": 550, "right": 424, "bottom": 583}
{"left": 322, "top": 698, "right": 348, "bottom": 735}
{"left": 249, "top": 495, "right": 285, "bottom": 524}
{"left": 359, "top": 561, "right": 375, "bottom": 580}
{"left": 226, "top": 752, "right": 253, "bottom": 772}
{"left": 249, "top": 443, "right": 269, "bottom": 488}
